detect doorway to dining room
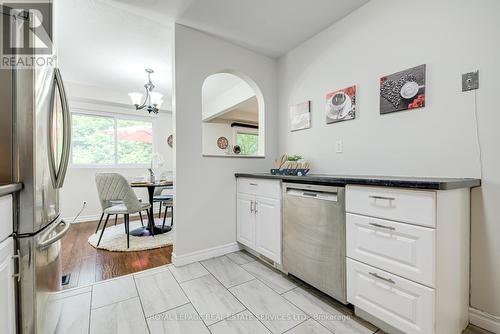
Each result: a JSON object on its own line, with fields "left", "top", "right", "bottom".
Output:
{"left": 56, "top": 0, "right": 176, "bottom": 289}
{"left": 59, "top": 112, "right": 175, "bottom": 290}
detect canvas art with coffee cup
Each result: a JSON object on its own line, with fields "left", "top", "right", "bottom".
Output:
{"left": 326, "top": 85, "right": 356, "bottom": 124}
{"left": 380, "top": 64, "right": 426, "bottom": 114}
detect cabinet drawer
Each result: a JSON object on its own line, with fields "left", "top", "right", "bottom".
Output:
{"left": 237, "top": 178, "right": 281, "bottom": 199}
{"left": 347, "top": 259, "right": 434, "bottom": 334}
{"left": 346, "top": 186, "right": 436, "bottom": 227}
{"left": 0, "top": 195, "right": 13, "bottom": 242}
{"left": 347, "top": 213, "right": 435, "bottom": 287}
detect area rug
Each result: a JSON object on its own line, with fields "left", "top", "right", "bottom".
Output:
{"left": 88, "top": 221, "right": 174, "bottom": 252}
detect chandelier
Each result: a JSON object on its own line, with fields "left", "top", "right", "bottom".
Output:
{"left": 128, "top": 69, "right": 164, "bottom": 114}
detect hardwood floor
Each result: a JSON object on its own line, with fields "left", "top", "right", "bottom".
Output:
{"left": 61, "top": 216, "right": 173, "bottom": 289}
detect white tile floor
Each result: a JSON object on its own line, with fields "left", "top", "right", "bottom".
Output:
{"left": 48, "top": 251, "right": 486, "bottom": 334}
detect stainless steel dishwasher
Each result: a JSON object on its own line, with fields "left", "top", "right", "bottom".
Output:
{"left": 283, "top": 182, "right": 346, "bottom": 304}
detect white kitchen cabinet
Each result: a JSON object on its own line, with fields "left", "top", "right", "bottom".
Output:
{"left": 236, "top": 193, "right": 255, "bottom": 248}
{"left": 255, "top": 196, "right": 281, "bottom": 262}
{"left": 347, "top": 213, "right": 435, "bottom": 287}
{"left": 237, "top": 177, "right": 281, "bottom": 199}
{"left": 0, "top": 237, "right": 16, "bottom": 334}
{"left": 236, "top": 178, "right": 282, "bottom": 264}
{"left": 346, "top": 186, "right": 436, "bottom": 227}
{"left": 0, "top": 195, "right": 13, "bottom": 242}
{"left": 347, "top": 258, "right": 434, "bottom": 334}
{"left": 346, "top": 185, "right": 471, "bottom": 334}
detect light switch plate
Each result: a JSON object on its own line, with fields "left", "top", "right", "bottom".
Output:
{"left": 462, "top": 71, "right": 479, "bottom": 91}
{"left": 335, "top": 140, "right": 343, "bottom": 153}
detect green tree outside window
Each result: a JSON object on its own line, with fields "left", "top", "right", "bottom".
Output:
{"left": 236, "top": 133, "right": 258, "bottom": 155}
{"left": 71, "top": 114, "right": 153, "bottom": 165}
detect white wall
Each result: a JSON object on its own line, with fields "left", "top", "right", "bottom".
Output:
{"left": 277, "top": 0, "right": 500, "bottom": 319}
{"left": 173, "top": 24, "right": 278, "bottom": 258}
{"left": 60, "top": 85, "right": 174, "bottom": 221}
{"left": 202, "top": 122, "right": 233, "bottom": 155}
{"left": 61, "top": 167, "right": 151, "bottom": 221}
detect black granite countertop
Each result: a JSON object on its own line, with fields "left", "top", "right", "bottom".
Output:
{"left": 0, "top": 183, "right": 23, "bottom": 197}
{"left": 235, "top": 173, "right": 480, "bottom": 190}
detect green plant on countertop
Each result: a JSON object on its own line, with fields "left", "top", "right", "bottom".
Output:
{"left": 287, "top": 154, "right": 303, "bottom": 161}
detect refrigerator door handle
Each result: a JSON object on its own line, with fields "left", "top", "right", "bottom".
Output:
{"left": 48, "top": 68, "right": 72, "bottom": 189}
{"left": 56, "top": 68, "right": 71, "bottom": 188}
{"left": 38, "top": 219, "right": 71, "bottom": 250}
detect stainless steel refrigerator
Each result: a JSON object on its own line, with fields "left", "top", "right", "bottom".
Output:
{"left": 2, "top": 7, "right": 73, "bottom": 333}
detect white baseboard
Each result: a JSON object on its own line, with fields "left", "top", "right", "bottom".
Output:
{"left": 64, "top": 214, "right": 102, "bottom": 224}
{"left": 64, "top": 212, "right": 147, "bottom": 224}
{"left": 172, "top": 242, "right": 241, "bottom": 266}
{"left": 470, "top": 307, "right": 500, "bottom": 333}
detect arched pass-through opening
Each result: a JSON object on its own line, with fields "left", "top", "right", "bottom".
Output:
{"left": 201, "top": 70, "right": 265, "bottom": 157}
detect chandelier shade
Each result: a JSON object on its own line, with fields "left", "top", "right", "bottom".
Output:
{"left": 129, "top": 69, "right": 163, "bottom": 114}
{"left": 149, "top": 91, "right": 163, "bottom": 106}
{"left": 128, "top": 92, "right": 143, "bottom": 106}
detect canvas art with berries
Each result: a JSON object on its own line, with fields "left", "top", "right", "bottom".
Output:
{"left": 380, "top": 64, "right": 426, "bottom": 114}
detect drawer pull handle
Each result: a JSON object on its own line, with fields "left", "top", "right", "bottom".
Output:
{"left": 369, "top": 223, "right": 395, "bottom": 231}
{"left": 369, "top": 195, "right": 396, "bottom": 201}
{"left": 249, "top": 183, "right": 258, "bottom": 186}
{"left": 12, "top": 249, "right": 21, "bottom": 282}
{"left": 369, "top": 272, "right": 395, "bottom": 284}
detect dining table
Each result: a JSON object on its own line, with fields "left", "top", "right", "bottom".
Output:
{"left": 129, "top": 180, "right": 173, "bottom": 237}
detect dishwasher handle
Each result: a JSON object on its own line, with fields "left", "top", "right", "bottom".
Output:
{"left": 286, "top": 189, "right": 338, "bottom": 202}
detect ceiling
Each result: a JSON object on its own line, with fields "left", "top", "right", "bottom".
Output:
{"left": 57, "top": 0, "right": 173, "bottom": 106}
{"left": 176, "top": 0, "right": 370, "bottom": 58}
{"left": 103, "top": 0, "right": 370, "bottom": 58}
{"left": 228, "top": 97, "right": 259, "bottom": 115}
{"left": 210, "top": 96, "right": 259, "bottom": 125}
{"left": 57, "top": 0, "right": 369, "bottom": 108}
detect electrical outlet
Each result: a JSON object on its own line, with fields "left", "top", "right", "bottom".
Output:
{"left": 462, "top": 71, "right": 479, "bottom": 91}
{"left": 336, "top": 140, "right": 343, "bottom": 153}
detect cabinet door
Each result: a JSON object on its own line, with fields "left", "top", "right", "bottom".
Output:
{"left": 255, "top": 196, "right": 281, "bottom": 264}
{"left": 237, "top": 193, "right": 255, "bottom": 248}
{"left": 0, "top": 195, "right": 13, "bottom": 242}
{"left": 0, "top": 237, "right": 16, "bottom": 334}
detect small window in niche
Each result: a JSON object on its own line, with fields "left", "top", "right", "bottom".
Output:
{"left": 234, "top": 126, "right": 258, "bottom": 156}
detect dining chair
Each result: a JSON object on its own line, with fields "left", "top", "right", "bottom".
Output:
{"left": 95, "top": 192, "right": 145, "bottom": 234}
{"left": 110, "top": 211, "right": 146, "bottom": 229}
{"left": 95, "top": 173, "right": 152, "bottom": 248}
{"left": 153, "top": 186, "right": 174, "bottom": 229}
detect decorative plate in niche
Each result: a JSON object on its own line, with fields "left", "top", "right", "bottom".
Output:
{"left": 167, "top": 134, "right": 173, "bottom": 148}
{"left": 217, "top": 136, "right": 229, "bottom": 149}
